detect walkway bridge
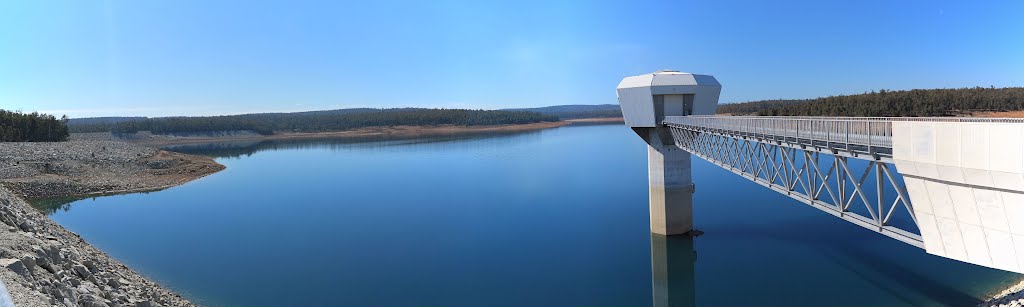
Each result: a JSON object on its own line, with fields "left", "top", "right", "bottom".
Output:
{"left": 618, "top": 70, "right": 1024, "bottom": 276}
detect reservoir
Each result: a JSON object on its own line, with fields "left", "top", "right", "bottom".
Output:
{"left": 37, "top": 124, "right": 1022, "bottom": 306}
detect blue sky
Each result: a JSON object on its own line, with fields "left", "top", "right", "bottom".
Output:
{"left": 1, "top": 1, "right": 1022, "bottom": 118}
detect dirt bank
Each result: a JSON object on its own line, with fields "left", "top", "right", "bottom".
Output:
{"left": 1, "top": 141, "right": 224, "bottom": 199}
{"left": 75, "top": 119, "right": 624, "bottom": 147}
{"left": 564, "top": 117, "right": 625, "bottom": 123}
{"left": 970, "top": 111, "right": 1024, "bottom": 118}
{"left": 0, "top": 141, "right": 224, "bottom": 306}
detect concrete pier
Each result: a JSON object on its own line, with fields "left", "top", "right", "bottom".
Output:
{"left": 617, "top": 70, "right": 721, "bottom": 236}
{"left": 648, "top": 137, "right": 695, "bottom": 235}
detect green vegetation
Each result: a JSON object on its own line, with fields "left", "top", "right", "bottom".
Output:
{"left": 717, "top": 87, "right": 1024, "bottom": 117}
{"left": 0, "top": 110, "right": 70, "bottom": 142}
{"left": 504, "top": 104, "right": 622, "bottom": 119}
{"left": 69, "top": 108, "right": 559, "bottom": 135}
{"left": 715, "top": 99, "right": 805, "bottom": 115}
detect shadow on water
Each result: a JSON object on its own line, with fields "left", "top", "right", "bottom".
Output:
{"left": 653, "top": 223, "right": 986, "bottom": 306}
{"left": 704, "top": 219, "right": 983, "bottom": 306}
{"left": 818, "top": 244, "right": 981, "bottom": 305}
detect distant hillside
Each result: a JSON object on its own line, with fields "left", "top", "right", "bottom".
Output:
{"left": 69, "top": 108, "right": 559, "bottom": 135}
{"left": 67, "top": 116, "right": 147, "bottom": 125}
{"left": 716, "top": 87, "right": 1024, "bottom": 117}
{"left": 505, "top": 104, "right": 621, "bottom": 119}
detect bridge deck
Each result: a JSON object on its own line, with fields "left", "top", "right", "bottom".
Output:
{"left": 663, "top": 116, "right": 1024, "bottom": 160}
{"left": 661, "top": 114, "right": 1024, "bottom": 250}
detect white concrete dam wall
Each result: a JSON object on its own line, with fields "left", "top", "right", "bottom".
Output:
{"left": 893, "top": 121, "right": 1024, "bottom": 274}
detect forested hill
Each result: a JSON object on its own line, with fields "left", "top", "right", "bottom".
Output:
{"left": 66, "top": 116, "right": 147, "bottom": 126}
{"left": 69, "top": 108, "right": 559, "bottom": 135}
{"left": 503, "top": 104, "right": 622, "bottom": 119}
{"left": 717, "top": 87, "right": 1024, "bottom": 117}
{"left": 715, "top": 99, "right": 805, "bottom": 115}
{"left": 0, "top": 110, "right": 70, "bottom": 142}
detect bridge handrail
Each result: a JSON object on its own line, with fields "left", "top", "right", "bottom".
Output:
{"left": 673, "top": 115, "right": 1024, "bottom": 123}
{"left": 665, "top": 116, "right": 1024, "bottom": 151}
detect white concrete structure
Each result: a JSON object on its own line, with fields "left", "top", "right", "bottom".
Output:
{"left": 617, "top": 70, "right": 722, "bottom": 127}
{"left": 617, "top": 70, "right": 722, "bottom": 235}
{"left": 618, "top": 71, "right": 1024, "bottom": 274}
{"left": 893, "top": 121, "right": 1024, "bottom": 274}
{"left": 647, "top": 132, "right": 694, "bottom": 235}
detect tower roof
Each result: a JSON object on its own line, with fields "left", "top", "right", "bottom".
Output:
{"left": 617, "top": 70, "right": 720, "bottom": 89}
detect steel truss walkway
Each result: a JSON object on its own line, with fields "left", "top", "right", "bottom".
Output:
{"left": 617, "top": 70, "right": 1024, "bottom": 273}
{"left": 663, "top": 116, "right": 925, "bottom": 246}
{"left": 663, "top": 115, "right": 1024, "bottom": 248}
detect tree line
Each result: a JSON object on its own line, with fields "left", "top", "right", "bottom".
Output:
{"left": 715, "top": 99, "right": 805, "bottom": 115}
{"left": 69, "top": 108, "right": 560, "bottom": 135}
{"left": 717, "top": 87, "right": 1024, "bottom": 117}
{"left": 0, "top": 110, "right": 70, "bottom": 142}
{"left": 505, "top": 104, "right": 623, "bottom": 119}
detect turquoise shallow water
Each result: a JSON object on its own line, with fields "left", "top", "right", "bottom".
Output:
{"left": 41, "top": 124, "right": 1021, "bottom": 306}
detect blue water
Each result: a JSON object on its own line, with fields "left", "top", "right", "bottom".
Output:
{"left": 41, "top": 124, "right": 1021, "bottom": 306}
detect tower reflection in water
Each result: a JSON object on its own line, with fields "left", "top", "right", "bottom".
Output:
{"left": 650, "top": 234, "right": 697, "bottom": 307}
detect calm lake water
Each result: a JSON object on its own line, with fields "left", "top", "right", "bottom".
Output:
{"left": 40, "top": 124, "right": 1021, "bottom": 306}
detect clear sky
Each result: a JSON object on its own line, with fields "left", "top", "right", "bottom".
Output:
{"left": 1, "top": 1, "right": 1022, "bottom": 118}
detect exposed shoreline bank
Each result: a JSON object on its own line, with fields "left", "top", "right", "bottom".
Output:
{"left": 0, "top": 141, "right": 224, "bottom": 306}
{"left": 985, "top": 279, "right": 1024, "bottom": 306}
{"left": 77, "top": 118, "right": 625, "bottom": 147}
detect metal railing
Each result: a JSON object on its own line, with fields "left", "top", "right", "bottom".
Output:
{"left": 664, "top": 116, "right": 896, "bottom": 155}
{"left": 664, "top": 115, "right": 1024, "bottom": 155}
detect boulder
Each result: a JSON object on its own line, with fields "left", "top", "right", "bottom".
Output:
{"left": 20, "top": 254, "right": 36, "bottom": 270}
{"left": 39, "top": 260, "right": 57, "bottom": 274}
{"left": 83, "top": 260, "right": 99, "bottom": 273}
{"left": 0, "top": 258, "right": 30, "bottom": 277}
{"left": 73, "top": 264, "right": 91, "bottom": 278}
{"left": 136, "top": 300, "right": 161, "bottom": 307}
{"left": 17, "top": 220, "right": 34, "bottom": 232}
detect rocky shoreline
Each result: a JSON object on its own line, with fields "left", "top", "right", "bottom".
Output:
{"left": 985, "top": 280, "right": 1024, "bottom": 307}
{"left": 0, "top": 141, "right": 223, "bottom": 306}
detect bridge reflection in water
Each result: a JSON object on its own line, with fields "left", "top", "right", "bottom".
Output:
{"left": 650, "top": 234, "right": 697, "bottom": 307}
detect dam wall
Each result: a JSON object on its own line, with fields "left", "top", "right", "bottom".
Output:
{"left": 893, "top": 121, "right": 1024, "bottom": 274}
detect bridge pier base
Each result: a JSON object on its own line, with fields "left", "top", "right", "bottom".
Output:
{"left": 647, "top": 131, "right": 695, "bottom": 236}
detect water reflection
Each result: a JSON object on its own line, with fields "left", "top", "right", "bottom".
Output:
{"left": 651, "top": 234, "right": 697, "bottom": 307}
{"left": 163, "top": 129, "right": 546, "bottom": 158}
{"left": 31, "top": 189, "right": 167, "bottom": 214}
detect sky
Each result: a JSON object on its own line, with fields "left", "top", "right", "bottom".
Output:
{"left": 1, "top": 0, "right": 1022, "bottom": 118}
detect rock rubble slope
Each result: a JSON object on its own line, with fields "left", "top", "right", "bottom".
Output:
{"left": 0, "top": 141, "right": 223, "bottom": 306}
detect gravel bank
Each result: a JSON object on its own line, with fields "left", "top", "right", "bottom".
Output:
{"left": 73, "top": 122, "right": 583, "bottom": 147}
{"left": 985, "top": 280, "right": 1024, "bottom": 306}
{"left": 0, "top": 141, "right": 224, "bottom": 306}
{"left": 0, "top": 186, "right": 193, "bottom": 306}
{"left": 0, "top": 141, "right": 223, "bottom": 199}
